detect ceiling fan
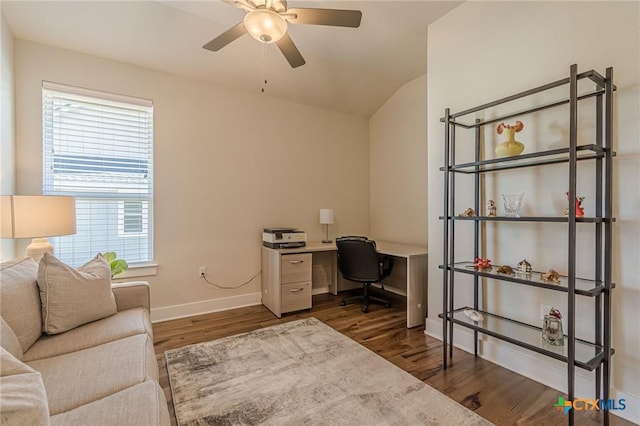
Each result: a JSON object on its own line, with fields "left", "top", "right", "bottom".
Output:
{"left": 203, "top": 0, "right": 362, "bottom": 68}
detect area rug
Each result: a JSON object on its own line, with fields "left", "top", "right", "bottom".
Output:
{"left": 165, "top": 317, "right": 492, "bottom": 425}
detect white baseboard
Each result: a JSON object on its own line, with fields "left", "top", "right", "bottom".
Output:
{"left": 151, "top": 292, "right": 262, "bottom": 323}
{"left": 425, "top": 318, "right": 639, "bottom": 424}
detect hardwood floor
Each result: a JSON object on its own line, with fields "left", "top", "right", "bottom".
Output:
{"left": 153, "top": 291, "right": 632, "bottom": 426}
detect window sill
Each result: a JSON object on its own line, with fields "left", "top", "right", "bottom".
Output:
{"left": 112, "top": 262, "right": 158, "bottom": 280}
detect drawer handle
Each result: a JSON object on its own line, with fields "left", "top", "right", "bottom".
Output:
{"left": 289, "top": 260, "right": 304, "bottom": 264}
{"left": 289, "top": 288, "right": 304, "bottom": 293}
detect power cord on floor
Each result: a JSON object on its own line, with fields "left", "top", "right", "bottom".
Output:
{"left": 200, "top": 269, "right": 261, "bottom": 290}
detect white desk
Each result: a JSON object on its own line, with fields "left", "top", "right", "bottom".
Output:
{"left": 261, "top": 241, "right": 428, "bottom": 328}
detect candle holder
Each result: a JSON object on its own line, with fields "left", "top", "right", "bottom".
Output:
{"left": 542, "top": 308, "right": 564, "bottom": 346}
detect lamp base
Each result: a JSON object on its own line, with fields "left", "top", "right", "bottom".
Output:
{"left": 321, "top": 223, "right": 332, "bottom": 244}
{"left": 25, "top": 238, "right": 54, "bottom": 263}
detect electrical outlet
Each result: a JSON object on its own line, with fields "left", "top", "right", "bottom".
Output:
{"left": 199, "top": 266, "right": 207, "bottom": 277}
{"left": 540, "top": 304, "right": 552, "bottom": 320}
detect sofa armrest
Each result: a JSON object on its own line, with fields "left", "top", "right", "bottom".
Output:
{"left": 111, "top": 281, "right": 151, "bottom": 312}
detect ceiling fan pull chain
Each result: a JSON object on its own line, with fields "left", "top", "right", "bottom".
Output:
{"left": 261, "top": 43, "right": 268, "bottom": 93}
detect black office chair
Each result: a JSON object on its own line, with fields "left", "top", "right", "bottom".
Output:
{"left": 336, "top": 236, "right": 394, "bottom": 313}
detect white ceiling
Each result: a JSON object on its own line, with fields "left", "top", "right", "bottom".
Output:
{"left": 2, "top": 1, "right": 461, "bottom": 117}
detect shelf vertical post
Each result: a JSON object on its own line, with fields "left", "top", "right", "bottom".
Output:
{"left": 594, "top": 88, "right": 604, "bottom": 402}
{"left": 442, "top": 108, "right": 451, "bottom": 369}
{"left": 603, "top": 66, "right": 614, "bottom": 426}
{"left": 473, "top": 119, "right": 481, "bottom": 357}
{"left": 448, "top": 125, "right": 457, "bottom": 359}
{"left": 567, "top": 63, "right": 578, "bottom": 426}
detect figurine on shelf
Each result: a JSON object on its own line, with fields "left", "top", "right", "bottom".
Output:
{"left": 473, "top": 257, "right": 492, "bottom": 268}
{"left": 487, "top": 200, "right": 497, "bottom": 217}
{"left": 542, "top": 307, "right": 564, "bottom": 346}
{"left": 458, "top": 208, "right": 476, "bottom": 217}
{"left": 495, "top": 120, "right": 525, "bottom": 157}
{"left": 496, "top": 265, "right": 514, "bottom": 275}
{"left": 541, "top": 269, "right": 561, "bottom": 283}
{"left": 548, "top": 307, "right": 562, "bottom": 320}
{"left": 564, "top": 192, "right": 585, "bottom": 217}
{"left": 463, "top": 309, "right": 484, "bottom": 322}
{"left": 516, "top": 259, "right": 532, "bottom": 275}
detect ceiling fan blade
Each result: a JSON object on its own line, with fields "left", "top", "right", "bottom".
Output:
{"left": 224, "top": 0, "right": 256, "bottom": 12}
{"left": 203, "top": 22, "right": 247, "bottom": 52}
{"left": 276, "top": 33, "right": 306, "bottom": 68}
{"left": 285, "top": 8, "right": 362, "bottom": 28}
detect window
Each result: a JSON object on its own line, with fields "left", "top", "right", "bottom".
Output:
{"left": 118, "top": 200, "right": 146, "bottom": 236}
{"left": 42, "top": 82, "right": 153, "bottom": 267}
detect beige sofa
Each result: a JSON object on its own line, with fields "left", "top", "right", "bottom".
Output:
{"left": 0, "top": 257, "right": 170, "bottom": 425}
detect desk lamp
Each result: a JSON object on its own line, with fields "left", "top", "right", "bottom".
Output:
{"left": 319, "top": 208, "right": 334, "bottom": 243}
{"left": 1, "top": 195, "right": 76, "bottom": 262}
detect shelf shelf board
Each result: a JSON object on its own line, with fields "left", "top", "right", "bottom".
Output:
{"left": 444, "top": 89, "right": 605, "bottom": 129}
{"left": 439, "top": 261, "right": 609, "bottom": 296}
{"left": 439, "top": 69, "right": 615, "bottom": 128}
{"left": 438, "top": 144, "right": 612, "bottom": 174}
{"left": 439, "top": 307, "right": 610, "bottom": 371}
{"left": 439, "top": 216, "right": 611, "bottom": 223}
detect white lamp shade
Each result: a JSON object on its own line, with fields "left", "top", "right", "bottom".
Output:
{"left": 244, "top": 9, "right": 288, "bottom": 43}
{"left": 1, "top": 195, "right": 76, "bottom": 239}
{"left": 319, "top": 209, "right": 334, "bottom": 225}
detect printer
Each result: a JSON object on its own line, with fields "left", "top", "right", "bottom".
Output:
{"left": 262, "top": 227, "right": 306, "bottom": 249}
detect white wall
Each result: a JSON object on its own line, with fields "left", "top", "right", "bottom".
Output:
{"left": 426, "top": 2, "right": 639, "bottom": 423}
{"left": 13, "top": 40, "right": 370, "bottom": 321}
{"left": 369, "top": 75, "right": 427, "bottom": 247}
{"left": 0, "top": 11, "right": 15, "bottom": 260}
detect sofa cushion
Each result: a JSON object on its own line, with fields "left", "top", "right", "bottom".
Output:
{"left": 23, "top": 307, "right": 153, "bottom": 362}
{"left": 0, "top": 317, "right": 23, "bottom": 360}
{"left": 27, "top": 333, "right": 158, "bottom": 415}
{"left": 37, "top": 253, "right": 117, "bottom": 334}
{"left": 0, "top": 257, "right": 42, "bottom": 352}
{"left": 50, "top": 381, "right": 170, "bottom": 426}
{"left": 0, "top": 347, "right": 50, "bottom": 426}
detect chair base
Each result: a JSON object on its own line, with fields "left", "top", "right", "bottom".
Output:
{"left": 340, "top": 283, "right": 391, "bottom": 313}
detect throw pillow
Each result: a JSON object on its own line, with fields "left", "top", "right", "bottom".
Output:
{"left": 0, "top": 257, "right": 42, "bottom": 353}
{"left": 37, "top": 253, "right": 117, "bottom": 334}
{"left": 0, "top": 317, "right": 24, "bottom": 360}
{"left": 0, "top": 347, "right": 50, "bottom": 426}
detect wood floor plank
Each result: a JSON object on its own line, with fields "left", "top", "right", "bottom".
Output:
{"left": 154, "top": 291, "right": 633, "bottom": 426}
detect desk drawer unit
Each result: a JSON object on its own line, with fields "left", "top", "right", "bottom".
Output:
{"left": 281, "top": 282, "right": 312, "bottom": 313}
{"left": 280, "top": 253, "right": 312, "bottom": 313}
{"left": 281, "top": 254, "right": 312, "bottom": 284}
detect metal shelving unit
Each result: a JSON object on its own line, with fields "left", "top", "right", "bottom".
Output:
{"left": 440, "top": 65, "right": 615, "bottom": 426}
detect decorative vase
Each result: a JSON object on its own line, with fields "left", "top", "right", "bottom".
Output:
{"left": 495, "top": 121, "right": 525, "bottom": 157}
{"left": 502, "top": 193, "right": 525, "bottom": 218}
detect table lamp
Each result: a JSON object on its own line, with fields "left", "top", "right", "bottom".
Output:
{"left": 1, "top": 195, "right": 76, "bottom": 262}
{"left": 319, "top": 208, "right": 334, "bottom": 243}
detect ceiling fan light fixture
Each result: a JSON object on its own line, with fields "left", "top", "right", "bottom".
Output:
{"left": 244, "top": 9, "right": 287, "bottom": 43}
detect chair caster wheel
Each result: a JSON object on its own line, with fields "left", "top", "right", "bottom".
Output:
{"left": 340, "top": 301, "right": 346, "bottom": 306}
{"left": 385, "top": 303, "right": 391, "bottom": 308}
{"left": 361, "top": 305, "right": 369, "bottom": 313}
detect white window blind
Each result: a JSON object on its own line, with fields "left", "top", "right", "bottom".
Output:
{"left": 42, "top": 82, "right": 153, "bottom": 267}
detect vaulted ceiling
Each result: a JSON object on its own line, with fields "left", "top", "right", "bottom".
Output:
{"left": 2, "top": 1, "right": 461, "bottom": 117}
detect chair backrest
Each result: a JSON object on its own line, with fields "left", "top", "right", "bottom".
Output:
{"left": 336, "top": 236, "right": 381, "bottom": 283}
